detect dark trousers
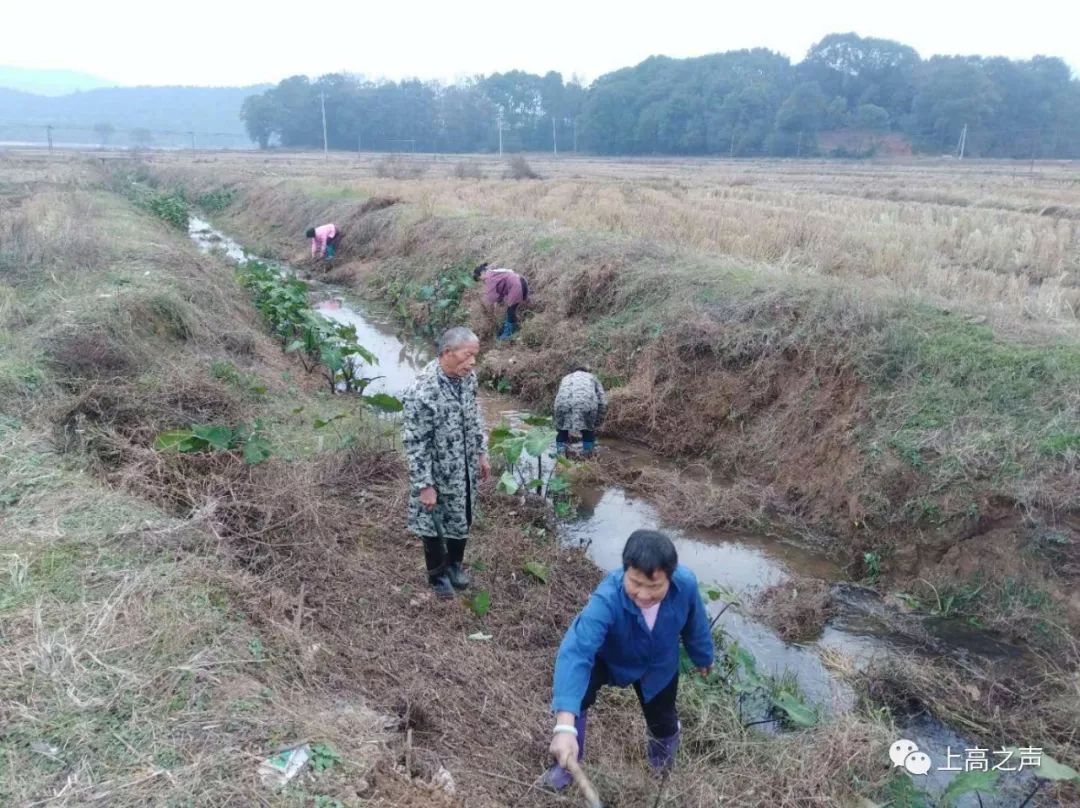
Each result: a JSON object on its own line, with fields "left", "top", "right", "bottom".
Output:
{"left": 557, "top": 429, "right": 595, "bottom": 445}
{"left": 580, "top": 658, "right": 679, "bottom": 739}
{"left": 423, "top": 536, "right": 466, "bottom": 579}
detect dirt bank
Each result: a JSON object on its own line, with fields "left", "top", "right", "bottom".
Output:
{"left": 141, "top": 159, "right": 1080, "bottom": 596}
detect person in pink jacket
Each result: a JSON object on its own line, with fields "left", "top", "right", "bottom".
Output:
{"left": 473, "top": 263, "right": 529, "bottom": 340}
{"left": 306, "top": 224, "right": 342, "bottom": 260}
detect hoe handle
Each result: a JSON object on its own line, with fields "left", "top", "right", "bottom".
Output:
{"left": 564, "top": 757, "right": 603, "bottom": 808}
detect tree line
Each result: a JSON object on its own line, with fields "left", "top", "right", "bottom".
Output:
{"left": 242, "top": 33, "right": 1080, "bottom": 158}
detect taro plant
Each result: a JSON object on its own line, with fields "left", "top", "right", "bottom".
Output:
{"left": 154, "top": 421, "right": 273, "bottom": 465}
{"left": 386, "top": 262, "right": 476, "bottom": 338}
{"left": 488, "top": 415, "right": 574, "bottom": 518}
{"left": 237, "top": 260, "right": 402, "bottom": 413}
{"left": 145, "top": 191, "right": 190, "bottom": 229}
{"left": 686, "top": 585, "right": 818, "bottom": 731}
{"left": 195, "top": 187, "right": 235, "bottom": 213}
{"left": 718, "top": 639, "right": 818, "bottom": 730}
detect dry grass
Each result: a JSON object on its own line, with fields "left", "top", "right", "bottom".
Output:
{"left": 373, "top": 154, "right": 429, "bottom": 180}
{"left": 138, "top": 150, "right": 1080, "bottom": 570}
{"left": 0, "top": 423, "right": 398, "bottom": 807}
{"left": 452, "top": 161, "right": 483, "bottom": 180}
{"left": 859, "top": 651, "right": 1080, "bottom": 804}
{"left": 751, "top": 577, "right": 835, "bottom": 642}
{"left": 7, "top": 150, "right": 1074, "bottom": 804}
{"left": 0, "top": 155, "right": 424, "bottom": 806}
{"left": 0, "top": 152, "right": 937, "bottom": 807}
{"left": 144, "top": 151, "right": 1080, "bottom": 328}
{"left": 505, "top": 155, "right": 541, "bottom": 180}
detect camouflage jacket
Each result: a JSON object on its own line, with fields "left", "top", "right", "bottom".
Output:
{"left": 554, "top": 371, "right": 608, "bottom": 432}
{"left": 402, "top": 360, "right": 487, "bottom": 539}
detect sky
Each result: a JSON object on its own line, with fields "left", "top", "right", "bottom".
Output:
{"left": 5, "top": 0, "right": 1078, "bottom": 87}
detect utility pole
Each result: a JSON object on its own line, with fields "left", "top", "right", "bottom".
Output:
{"left": 45, "top": 124, "right": 53, "bottom": 153}
{"left": 552, "top": 116, "right": 558, "bottom": 155}
{"left": 956, "top": 123, "right": 967, "bottom": 159}
{"left": 796, "top": 130, "right": 803, "bottom": 158}
{"left": 188, "top": 131, "right": 196, "bottom": 151}
{"left": 320, "top": 91, "right": 329, "bottom": 161}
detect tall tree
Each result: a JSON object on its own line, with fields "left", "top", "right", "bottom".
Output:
{"left": 801, "top": 33, "right": 920, "bottom": 125}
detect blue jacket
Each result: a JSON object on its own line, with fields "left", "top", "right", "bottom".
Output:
{"left": 551, "top": 565, "right": 715, "bottom": 714}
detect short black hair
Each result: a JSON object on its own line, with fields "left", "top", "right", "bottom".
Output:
{"left": 305, "top": 227, "right": 316, "bottom": 238}
{"left": 472, "top": 262, "right": 489, "bottom": 281}
{"left": 622, "top": 530, "right": 678, "bottom": 578}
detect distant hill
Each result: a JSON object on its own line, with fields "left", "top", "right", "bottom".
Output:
{"left": 0, "top": 84, "right": 271, "bottom": 148}
{"left": 0, "top": 65, "right": 114, "bottom": 96}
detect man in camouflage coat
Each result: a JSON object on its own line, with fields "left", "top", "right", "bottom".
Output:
{"left": 554, "top": 363, "right": 608, "bottom": 457}
{"left": 402, "top": 326, "right": 490, "bottom": 597}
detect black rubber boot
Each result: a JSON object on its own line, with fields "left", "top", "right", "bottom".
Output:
{"left": 446, "top": 538, "right": 471, "bottom": 589}
{"left": 429, "top": 574, "right": 454, "bottom": 598}
{"left": 423, "top": 536, "right": 454, "bottom": 599}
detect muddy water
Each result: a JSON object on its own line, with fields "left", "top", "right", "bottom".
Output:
{"left": 189, "top": 218, "right": 1037, "bottom": 807}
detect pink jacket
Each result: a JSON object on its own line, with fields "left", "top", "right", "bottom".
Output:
{"left": 311, "top": 223, "right": 337, "bottom": 257}
{"left": 482, "top": 268, "right": 526, "bottom": 307}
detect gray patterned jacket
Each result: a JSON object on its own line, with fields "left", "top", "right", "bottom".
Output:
{"left": 554, "top": 371, "right": 608, "bottom": 432}
{"left": 402, "top": 360, "right": 487, "bottom": 539}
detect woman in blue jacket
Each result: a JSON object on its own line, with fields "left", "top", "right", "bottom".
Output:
{"left": 543, "top": 530, "right": 715, "bottom": 789}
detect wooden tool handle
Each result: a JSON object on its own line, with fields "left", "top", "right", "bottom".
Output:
{"left": 564, "top": 757, "right": 603, "bottom": 808}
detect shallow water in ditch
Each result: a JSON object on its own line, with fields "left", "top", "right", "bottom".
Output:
{"left": 189, "top": 217, "right": 1041, "bottom": 806}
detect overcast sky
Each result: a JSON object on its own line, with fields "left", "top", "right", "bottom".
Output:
{"left": 6, "top": 0, "right": 1078, "bottom": 87}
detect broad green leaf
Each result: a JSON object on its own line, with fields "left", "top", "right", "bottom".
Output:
{"left": 336, "top": 323, "right": 359, "bottom": 340}
{"left": 524, "top": 427, "right": 557, "bottom": 458}
{"left": 351, "top": 344, "right": 378, "bottom": 366}
{"left": 154, "top": 429, "right": 195, "bottom": 452}
{"left": 497, "top": 471, "right": 519, "bottom": 495}
{"left": 1003, "top": 749, "right": 1080, "bottom": 782}
{"left": 467, "top": 590, "right": 490, "bottom": 618}
{"left": 554, "top": 499, "right": 573, "bottom": 518}
{"left": 941, "top": 769, "right": 1000, "bottom": 807}
{"left": 285, "top": 340, "right": 305, "bottom": 353}
{"left": 243, "top": 436, "right": 273, "bottom": 465}
{"left": 555, "top": 454, "right": 573, "bottom": 468}
{"left": 546, "top": 474, "right": 571, "bottom": 493}
{"left": 522, "top": 415, "right": 553, "bottom": 427}
{"left": 313, "top": 419, "right": 331, "bottom": 429}
{"left": 733, "top": 646, "right": 760, "bottom": 678}
{"left": 471, "top": 561, "right": 488, "bottom": 572}
{"left": 489, "top": 426, "right": 514, "bottom": 442}
{"left": 291, "top": 406, "right": 305, "bottom": 414}
{"left": 502, "top": 437, "right": 526, "bottom": 467}
{"left": 770, "top": 692, "right": 817, "bottom": 728}
{"left": 363, "top": 393, "right": 404, "bottom": 413}
{"left": 418, "top": 285, "right": 435, "bottom": 300}
{"left": 250, "top": 385, "right": 268, "bottom": 395}
{"left": 701, "top": 583, "right": 739, "bottom": 605}
{"left": 523, "top": 562, "right": 549, "bottom": 584}
{"left": 320, "top": 346, "right": 345, "bottom": 372}
{"left": 191, "top": 424, "right": 233, "bottom": 451}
